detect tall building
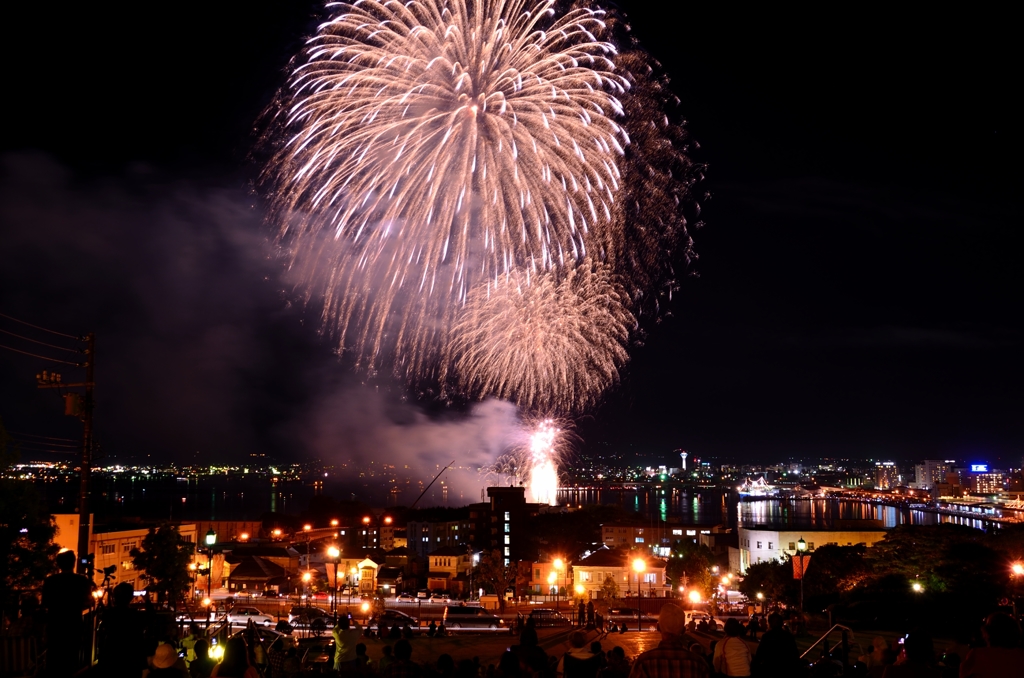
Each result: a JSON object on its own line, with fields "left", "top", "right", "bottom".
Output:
{"left": 874, "top": 462, "right": 900, "bottom": 490}
{"left": 913, "top": 460, "right": 953, "bottom": 490}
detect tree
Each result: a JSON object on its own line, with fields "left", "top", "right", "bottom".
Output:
{"left": 475, "top": 550, "right": 527, "bottom": 614}
{"left": 738, "top": 559, "right": 791, "bottom": 608}
{"left": 601, "top": 575, "right": 620, "bottom": 602}
{"left": 131, "top": 525, "right": 195, "bottom": 608}
{"left": 667, "top": 540, "right": 715, "bottom": 599}
{"left": 0, "top": 419, "right": 58, "bottom": 615}
{"left": 803, "top": 545, "right": 873, "bottom": 599}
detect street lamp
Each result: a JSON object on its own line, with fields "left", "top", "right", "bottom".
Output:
{"left": 302, "top": 571, "right": 312, "bottom": 601}
{"left": 554, "top": 558, "right": 566, "bottom": 611}
{"left": 205, "top": 529, "right": 217, "bottom": 602}
{"left": 632, "top": 558, "right": 646, "bottom": 631}
{"left": 796, "top": 537, "right": 807, "bottom": 613}
{"left": 688, "top": 590, "right": 702, "bottom": 605}
{"left": 327, "top": 545, "right": 341, "bottom": 616}
{"left": 911, "top": 581, "right": 924, "bottom": 593}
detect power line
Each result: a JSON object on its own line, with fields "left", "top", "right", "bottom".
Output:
{"left": 12, "top": 438, "right": 79, "bottom": 449}
{"left": 0, "top": 312, "right": 82, "bottom": 340}
{"left": 8, "top": 430, "right": 80, "bottom": 443}
{"left": 0, "top": 343, "right": 84, "bottom": 366}
{"left": 0, "top": 328, "right": 82, "bottom": 353}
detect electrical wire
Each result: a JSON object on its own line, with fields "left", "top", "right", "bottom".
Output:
{"left": 0, "top": 328, "right": 82, "bottom": 353}
{"left": 0, "top": 343, "right": 84, "bottom": 366}
{"left": 12, "top": 438, "right": 79, "bottom": 449}
{"left": 0, "top": 312, "right": 81, "bottom": 340}
{"left": 8, "top": 431, "right": 79, "bottom": 443}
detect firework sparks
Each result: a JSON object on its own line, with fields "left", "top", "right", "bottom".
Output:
{"left": 443, "top": 260, "right": 634, "bottom": 413}
{"left": 267, "top": 0, "right": 630, "bottom": 376}
{"left": 527, "top": 419, "right": 561, "bottom": 505}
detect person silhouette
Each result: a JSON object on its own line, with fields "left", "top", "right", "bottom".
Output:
{"left": 42, "top": 550, "right": 93, "bottom": 677}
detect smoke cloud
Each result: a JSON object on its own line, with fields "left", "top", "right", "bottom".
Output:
{"left": 0, "top": 153, "right": 522, "bottom": 504}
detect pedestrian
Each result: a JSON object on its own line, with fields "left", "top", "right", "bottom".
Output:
{"left": 578, "top": 603, "right": 586, "bottom": 627}
{"left": 381, "top": 639, "right": 422, "bottom": 678}
{"left": 959, "top": 613, "right": 1024, "bottom": 678}
{"left": 332, "top": 615, "right": 363, "bottom": 672}
{"left": 379, "top": 645, "right": 395, "bottom": 673}
{"left": 598, "top": 646, "right": 630, "bottom": 678}
{"left": 189, "top": 640, "right": 217, "bottom": 678}
{"left": 750, "top": 613, "right": 799, "bottom": 678}
{"left": 210, "top": 637, "right": 259, "bottom": 678}
{"left": 42, "top": 550, "right": 93, "bottom": 678}
{"left": 626, "top": 603, "right": 707, "bottom": 678}
{"left": 712, "top": 619, "right": 751, "bottom": 677}
{"left": 558, "top": 631, "right": 598, "bottom": 677}
{"left": 746, "top": 617, "right": 758, "bottom": 641}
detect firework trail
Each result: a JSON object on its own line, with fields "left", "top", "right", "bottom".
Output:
{"left": 443, "top": 259, "right": 633, "bottom": 413}
{"left": 527, "top": 419, "right": 560, "bottom": 505}
{"left": 266, "top": 0, "right": 630, "bottom": 376}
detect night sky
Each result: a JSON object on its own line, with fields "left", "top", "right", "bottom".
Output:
{"left": 1, "top": 3, "right": 1020, "bottom": 467}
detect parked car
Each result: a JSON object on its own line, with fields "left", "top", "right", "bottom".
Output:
{"left": 288, "top": 606, "right": 334, "bottom": 629}
{"left": 260, "top": 590, "right": 279, "bottom": 598}
{"left": 429, "top": 593, "right": 450, "bottom": 603}
{"left": 528, "top": 609, "right": 570, "bottom": 627}
{"left": 226, "top": 606, "right": 274, "bottom": 626}
{"left": 443, "top": 605, "right": 505, "bottom": 629}
{"left": 606, "top": 607, "right": 641, "bottom": 620}
{"left": 372, "top": 610, "right": 418, "bottom": 630}
{"left": 396, "top": 593, "right": 416, "bottom": 602}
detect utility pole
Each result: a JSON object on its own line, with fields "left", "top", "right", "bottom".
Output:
{"left": 37, "top": 333, "right": 95, "bottom": 574}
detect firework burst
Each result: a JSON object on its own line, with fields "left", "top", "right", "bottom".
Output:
{"left": 443, "top": 260, "right": 634, "bottom": 413}
{"left": 266, "top": 0, "right": 630, "bottom": 375}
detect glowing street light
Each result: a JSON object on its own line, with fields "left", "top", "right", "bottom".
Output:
{"left": 689, "top": 589, "right": 702, "bottom": 604}
{"left": 327, "top": 545, "right": 341, "bottom": 616}
{"left": 796, "top": 537, "right": 808, "bottom": 612}
{"left": 911, "top": 581, "right": 924, "bottom": 593}
{"left": 204, "top": 529, "right": 217, "bottom": 604}
{"left": 1012, "top": 563, "right": 1024, "bottom": 576}
{"left": 331, "top": 519, "right": 339, "bottom": 527}
{"left": 303, "top": 524, "right": 312, "bottom": 532}
{"left": 553, "top": 559, "right": 567, "bottom": 611}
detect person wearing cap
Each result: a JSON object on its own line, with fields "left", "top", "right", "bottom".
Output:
{"left": 627, "top": 603, "right": 708, "bottom": 678}
{"left": 148, "top": 643, "right": 189, "bottom": 678}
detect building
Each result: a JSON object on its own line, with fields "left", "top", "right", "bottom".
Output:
{"left": 913, "top": 460, "right": 953, "bottom": 490}
{"left": 874, "top": 462, "right": 900, "bottom": 490}
{"left": 466, "top": 486, "right": 541, "bottom": 565}
{"left": 405, "top": 520, "right": 464, "bottom": 558}
{"left": 426, "top": 546, "right": 472, "bottom": 594}
{"left": 90, "top": 523, "right": 199, "bottom": 591}
{"left": 736, "top": 523, "right": 886, "bottom": 572}
{"left": 971, "top": 470, "right": 1006, "bottom": 495}
{"left": 601, "top": 522, "right": 717, "bottom": 557}
{"left": 571, "top": 548, "right": 670, "bottom": 600}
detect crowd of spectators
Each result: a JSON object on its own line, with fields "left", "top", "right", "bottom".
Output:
{"left": 5, "top": 552, "right": 1024, "bottom": 678}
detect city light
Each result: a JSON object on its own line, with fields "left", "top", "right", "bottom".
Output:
{"left": 330, "top": 519, "right": 339, "bottom": 527}
{"left": 361, "top": 602, "right": 370, "bottom": 613}
{"left": 272, "top": 528, "right": 282, "bottom": 538}
{"left": 756, "top": 592, "right": 764, "bottom": 600}
{"left": 327, "top": 546, "right": 341, "bottom": 559}
{"left": 688, "top": 590, "right": 702, "bottom": 604}
{"left": 632, "top": 558, "right": 646, "bottom": 573}
{"left": 239, "top": 532, "right": 249, "bottom": 541}
{"left": 202, "top": 597, "right": 211, "bottom": 607}
{"left": 554, "top": 558, "right": 565, "bottom": 571}
{"left": 1012, "top": 563, "right": 1024, "bottom": 576}
{"left": 303, "top": 524, "right": 312, "bottom": 532}
{"left": 302, "top": 572, "right": 312, "bottom": 583}
{"left": 912, "top": 581, "right": 924, "bottom": 593}
{"left": 575, "top": 584, "right": 585, "bottom": 595}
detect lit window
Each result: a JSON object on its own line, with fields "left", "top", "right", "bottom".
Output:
{"left": 686, "top": 530, "right": 696, "bottom": 536}
{"left": 504, "top": 535, "right": 510, "bottom": 544}
{"left": 504, "top": 512, "right": 510, "bottom": 521}
{"left": 756, "top": 541, "right": 762, "bottom": 549}
{"left": 504, "top": 523, "right": 510, "bottom": 533}
{"left": 672, "top": 529, "right": 682, "bottom": 535}
{"left": 635, "top": 538, "right": 644, "bottom": 543}
{"left": 808, "top": 543, "right": 815, "bottom": 550}
{"left": 788, "top": 542, "right": 795, "bottom": 550}
{"left": 768, "top": 542, "right": 773, "bottom": 550}
{"left": 504, "top": 547, "right": 510, "bottom": 556}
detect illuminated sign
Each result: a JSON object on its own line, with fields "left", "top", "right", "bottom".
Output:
{"left": 970, "top": 464, "right": 989, "bottom": 473}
